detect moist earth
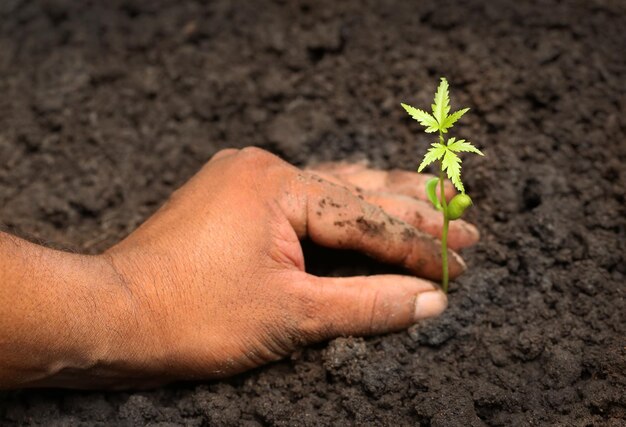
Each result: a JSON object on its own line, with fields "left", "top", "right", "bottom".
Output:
{"left": 0, "top": 0, "right": 625, "bottom": 425}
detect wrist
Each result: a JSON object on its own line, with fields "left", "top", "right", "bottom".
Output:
{"left": 8, "top": 246, "right": 141, "bottom": 389}
{"left": 47, "top": 252, "right": 162, "bottom": 389}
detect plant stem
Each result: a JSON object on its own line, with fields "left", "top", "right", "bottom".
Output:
{"left": 438, "top": 131, "right": 450, "bottom": 293}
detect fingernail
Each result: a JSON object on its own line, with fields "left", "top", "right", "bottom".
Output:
{"left": 451, "top": 250, "right": 467, "bottom": 271}
{"left": 463, "top": 222, "right": 480, "bottom": 241}
{"left": 414, "top": 290, "right": 448, "bottom": 320}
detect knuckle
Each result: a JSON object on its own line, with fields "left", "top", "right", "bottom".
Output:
{"left": 288, "top": 277, "right": 331, "bottom": 340}
{"left": 363, "top": 286, "right": 397, "bottom": 335}
{"left": 235, "top": 147, "right": 289, "bottom": 179}
{"left": 212, "top": 148, "right": 239, "bottom": 159}
{"left": 362, "top": 200, "right": 383, "bottom": 218}
{"left": 239, "top": 153, "right": 306, "bottom": 201}
{"left": 365, "top": 288, "right": 383, "bottom": 334}
{"left": 239, "top": 146, "right": 275, "bottom": 162}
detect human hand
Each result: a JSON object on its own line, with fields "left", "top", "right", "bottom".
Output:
{"left": 85, "top": 147, "right": 478, "bottom": 388}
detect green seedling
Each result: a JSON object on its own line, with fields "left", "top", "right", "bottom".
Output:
{"left": 401, "top": 77, "right": 484, "bottom": 293}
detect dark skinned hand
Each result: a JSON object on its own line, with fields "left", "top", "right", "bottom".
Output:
{"left": 12, "top": 147, "right": 479, "bottom": 389}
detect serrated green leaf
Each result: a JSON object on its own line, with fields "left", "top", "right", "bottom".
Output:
{"left": 442, "top": 149, "right": 464, "bottom": 192}
{"left": 401, "top": 103, "right": 439, "bottom": 133}
{"left": 431, "top": 78, "right": 450, "bottom": 128}
{"left": 441, "top": 108, "right": 469, "bottom": 133}
{"left": 418, "top": 143, "right": 446, "bottom": 172}
{"left": 447, "top": 139, "right": 484, "bottom": 156}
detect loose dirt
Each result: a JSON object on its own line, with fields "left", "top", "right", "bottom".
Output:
{"left": 1, "top": 0, "right": 624, "bottom": 425}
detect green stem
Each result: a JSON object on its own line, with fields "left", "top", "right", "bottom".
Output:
{"left": 438, "top": 131, "right": 450, "bottom": 293}
{"left": 439, "top": 171, "right": 449, "bottom": 293}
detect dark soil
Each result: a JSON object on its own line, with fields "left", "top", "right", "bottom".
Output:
{"left": 1, "top": 0, "right": 625, "bottom": 425}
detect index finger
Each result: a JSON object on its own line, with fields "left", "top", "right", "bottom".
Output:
{"left": 281, "top": 173, "right": 466, "bottom": 281}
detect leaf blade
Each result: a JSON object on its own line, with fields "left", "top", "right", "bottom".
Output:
{"left": 447, "top": 139, "right": 484, "bottom": 156}
{"left": 442, "top": 149, "right": 464, "bottom": 192}
{"left": 431, "top": 77, "right": 450, "bottom": 128}
{"left": 417, "top": 143, "right": 446, "bottom": 172}
{"left": 441, "top": 108, "right": 469, "bottom": 133}
{"left": 401, "top": 103, "right": 439, "bottom": 133}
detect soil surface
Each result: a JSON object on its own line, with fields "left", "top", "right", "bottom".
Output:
{"left": 1, "top": 0, "right": 625, "bottom": 425}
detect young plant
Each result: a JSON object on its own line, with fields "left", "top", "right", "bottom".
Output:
{"left": 401, "top": 77, "right": 483, "bottom": 293}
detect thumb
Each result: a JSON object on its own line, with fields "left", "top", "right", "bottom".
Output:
{"left": 297, "top": 275, "right": 447, "bottom": 340}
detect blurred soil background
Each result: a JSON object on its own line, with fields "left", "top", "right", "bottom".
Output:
{"left": 0, "top": 0, "right": 624, "bottom": 425}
